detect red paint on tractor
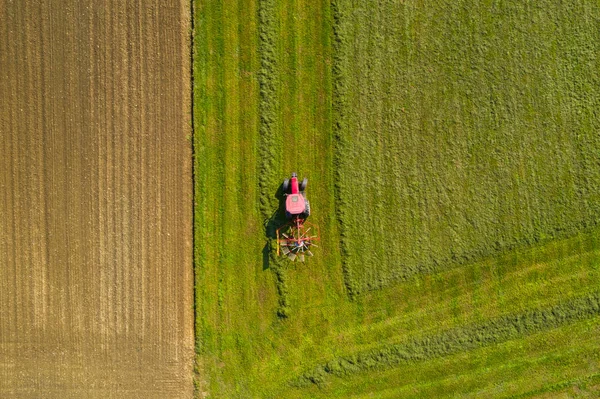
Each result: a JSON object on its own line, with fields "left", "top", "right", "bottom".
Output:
{"left": 290, "top": 176, "right": 299, "bottom": 194}
{"left": 286, "top": 194, "right": 306, "bottom": 215}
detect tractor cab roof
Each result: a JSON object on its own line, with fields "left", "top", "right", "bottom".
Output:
{"left": 285, "top": 193, "right": 306, "bottom": 215}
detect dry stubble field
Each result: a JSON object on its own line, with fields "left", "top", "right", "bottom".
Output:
{"left": 0, "top": 1, "right": 194, "bottom": 397}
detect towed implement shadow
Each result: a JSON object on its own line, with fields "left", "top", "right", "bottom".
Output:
{"left": 263, "top": 183, "right": 288, "bottom": 270}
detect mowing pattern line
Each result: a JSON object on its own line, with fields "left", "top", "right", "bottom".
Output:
{"left": 310, "top": 317, "right": 600, "bottom": 398}
{"left": 257, "top": 0, "right": 292, "bottom": 318}
{"left": 330, "top": 0, "right": 355, "bottom": 298}
{"left": 509, "top": 372, "right": 600, "bottom": 399}
{"left": 293, "top": 291, "right": 600, "bottom": 386}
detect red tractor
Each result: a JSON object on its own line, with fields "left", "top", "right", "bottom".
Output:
{"left": 276, "top": 173, "right": 319, "bottom": 261}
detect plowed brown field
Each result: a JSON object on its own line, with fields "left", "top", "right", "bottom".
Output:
{"left": 0, "top": 1, "right": 193, "bottom": 398}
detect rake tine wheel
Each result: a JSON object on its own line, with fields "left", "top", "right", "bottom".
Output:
{"left": 302, "top": 227, "right": 311, "bottom": 236}
{"left": 279, "top": 221, "right": 318, "bottom": 258}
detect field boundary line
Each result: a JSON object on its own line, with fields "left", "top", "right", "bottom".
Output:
{"left": 190, "top": 0, "right": 197, "bottom": 392}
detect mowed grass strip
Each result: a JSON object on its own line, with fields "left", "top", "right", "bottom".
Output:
{"left": 193, "top": 0, "right": 271, "bottom": 394}
{"left": 258, "top": 0, "right": 339, "bottom": 319}
{"left": 274, "top": 229, "right": 600, "bottom": 381}
{"left": 257, "top": 0, "right": 293, "bottom": 318}
{"left": 194, "top": 0, "right": 340, "bottom": 396}
{"left": 293, "top": 291, "right": 600, "bottom": 387}
{"left": 266, "top": 229, "right": 600, "bottom": 397}
{"left": 292, "top": 317, "right": 600, "bottom": 399}
{"left": 333, "top": 0, "right": 600, "bottom": 295}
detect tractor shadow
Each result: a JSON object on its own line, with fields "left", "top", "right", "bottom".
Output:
{"left": 262, "top": 183, "right": 288, "bottom": 270}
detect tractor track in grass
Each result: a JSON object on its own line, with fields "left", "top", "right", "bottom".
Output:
{"left": 0, "top": 1, "right": 193, "bottom": 397}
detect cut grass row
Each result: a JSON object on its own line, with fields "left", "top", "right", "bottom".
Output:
{"left": 258, "top": 0, "right": 292, "bottom": 318}
{"left": 332, "top": 0, "right": 600, "bottom": 296}
{"left": 292, "top": 316, "right": 600, "bottom": 398}
{"left": 270, "top": 228, "right": 600, "bottom": 397}
{"left": 293, "top": 291, "right": 600, "bottom": 386}
{"left": 330, "top": 0, "right": 353, "bottom": 296}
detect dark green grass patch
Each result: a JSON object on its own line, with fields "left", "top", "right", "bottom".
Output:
{"left": 333, "top": 0, "right": 600, "bottom": 295}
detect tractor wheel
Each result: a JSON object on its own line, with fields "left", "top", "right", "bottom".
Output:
{"left": 304, "top": 200, "right": 311, "bottom": 217}
{"left": 282, "top": 178, "right": 290, "bottom": 193}
{"left": 299, "top": 177, "right": 308, "bottom": 192}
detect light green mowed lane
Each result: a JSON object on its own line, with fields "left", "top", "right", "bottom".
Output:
{"left": 305, "top": 317, "right": 600, "bottom": 399}
{"left": 276, "top": 0, "right": 345, "bottom": 321}
{"left": 289, "top": 319, "right": 599, "bottom": 399}
{"left": 194, "top": 0, "right": 273, "bottom": 394}
{"left": 334, "top": 0, "right": 600, "bottom": 295}
{"left": 287, "top": 228, "right": 600, "bottom": 390}
{"left": 194, "top": 0, "right": 345, "bottom": 396}
{"left": 337, "top": 231, "right": 600, "bottom": 352}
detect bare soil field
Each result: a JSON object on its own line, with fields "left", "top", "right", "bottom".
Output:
{"left": 0, "top": 1, "right": 193, "bottom": 398}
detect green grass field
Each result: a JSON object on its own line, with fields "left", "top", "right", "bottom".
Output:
{"left": 193, "top": 0, "right": 600, "bottom": 397}
{"left": 334, "top": 0, "right": 600, "bottom": 295}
